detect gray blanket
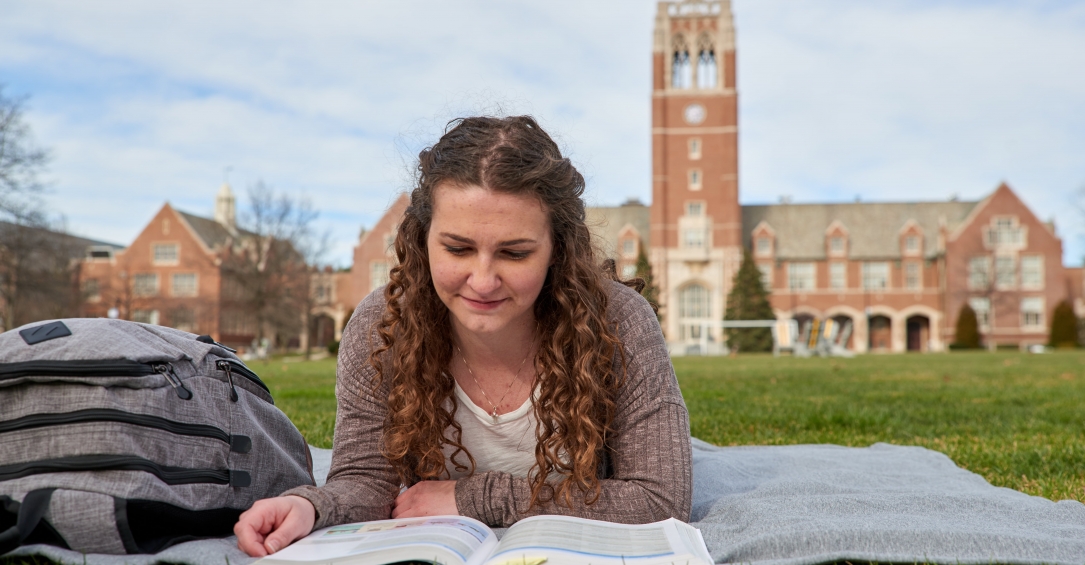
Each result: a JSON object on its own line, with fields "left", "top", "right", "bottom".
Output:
{"left": 9, "top": 439, "right": 1085, "bottom": 564}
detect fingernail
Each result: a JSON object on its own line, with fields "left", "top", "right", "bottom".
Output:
{"left": 267, "top": 541, "right": 280, "bottom": 553}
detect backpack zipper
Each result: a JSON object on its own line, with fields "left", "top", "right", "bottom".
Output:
{"left": 0, "top": 360, "right": 158, "bottom": 380}
{"left": 153, "top": 363, "right": 193, "bottom": 400}
{"left": 0, "top": 454, "right": 251, "bottom": 487}
{"left": 0, "top": 409, "right": 251, "bottom": 453}
{"left": 216, "top": 359, "right": 271, "bottom": 397}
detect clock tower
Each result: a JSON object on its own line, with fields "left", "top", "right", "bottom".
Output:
{"left": 650, "top": 0, "right": 740, "bottom": 351}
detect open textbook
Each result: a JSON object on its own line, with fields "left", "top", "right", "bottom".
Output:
{"left": 256, "top": 514, "right": 713, "bottom": 565}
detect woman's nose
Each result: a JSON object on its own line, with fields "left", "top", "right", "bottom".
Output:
{"left": 466, "top": 257, "right": 500, "bottom": 295}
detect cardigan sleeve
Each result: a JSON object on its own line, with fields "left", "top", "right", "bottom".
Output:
{"left": 280, "top": 290, "right": 401, "bottom": 530}
{"left": 453, "top": 282, "right": 693, "bottom": 527}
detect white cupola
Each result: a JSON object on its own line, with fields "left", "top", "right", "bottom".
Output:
{"left": 214, "top": 182, "right": 236, "bottom": 229}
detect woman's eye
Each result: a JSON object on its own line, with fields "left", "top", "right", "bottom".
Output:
{"left": 444, "top": 246, "right": 468, "bottom": 255}
{"left": 504, "top": 250, "right": 531, "bottom": 260}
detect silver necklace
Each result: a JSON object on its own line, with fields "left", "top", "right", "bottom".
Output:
{"left": 455, "top": 344, "right": 533, "bottom": 424}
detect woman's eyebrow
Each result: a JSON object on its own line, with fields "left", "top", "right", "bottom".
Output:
{"left": 439, "top": 232, "right": 537, "bottom": 246}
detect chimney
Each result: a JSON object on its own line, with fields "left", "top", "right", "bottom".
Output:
{"left": 215, "top": 183, "right": 236, "bottom": 230}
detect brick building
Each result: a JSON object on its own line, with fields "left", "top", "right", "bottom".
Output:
{"left": 292, "top": 0, "right": 1084, "bottom": 355}
{"left": 80, "top": 183, "right": 266, "bottom": 348}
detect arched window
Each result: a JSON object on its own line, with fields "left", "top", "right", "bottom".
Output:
{"left": 678, "top": 283, "right": 710, "bottom": 340}
{"left": 696, "top": 35, "right": 717, "bottom": 88}
{"left": 672, "top": 36, "right": 692, "bottom": 89}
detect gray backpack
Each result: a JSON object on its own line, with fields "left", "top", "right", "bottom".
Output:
{"left": 0, "top": 318, "right": 314, "bottom": 555}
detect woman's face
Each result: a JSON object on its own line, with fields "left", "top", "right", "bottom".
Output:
{"left": 427, "top": 183, "right": 553, "bottom": 339}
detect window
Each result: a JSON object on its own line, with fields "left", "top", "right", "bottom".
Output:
{"left": 1021, "top": 255, "right": 1044, "bottom": 290}
{"left": 905, "top": 262, "right": 921, "bottom": 290}
{"left": 830, "top": 263, "right": 846, "bottom": 290}
{"left": 969, "top": 256, "right": 990, "bottom": 290}
{"left": 672, "top": 43, "right": 692, "bottom": 89}
{"left": 758, "top": 264, "right": 773, "bottom": 289}
{"left": 621, "top": 264, "right": 637, "bottom": 279}
{"left": 622, "top": 239, "right": 637, "bottom": 258}
{"left": 678, "top": 284, "right": 710, "bottom": 340}
{"left": 788, "top": 262, "right": 815, "bottom": 291}
{"left": 969, "top": 297, "right": 991, "bottom": 329}
{"left": 986, "top": 217, "right": 1023, "bottom": 247}
{"left": 1021, "top": 297, "right": 1044, "bottom": 329}
{"left": 132, "top": 273, "right": 158, "bottom": 297}
{"left": 688, "top": 138, "right": 702, "bottom": 160}
{"left": 87, "top": 246, "right": 113, "bottom": 260}
{"left": 152, "top": 243, "right": 179, "bottom": 265}
{"left": 755, "top": 236, "right": 772, "bottom": 257}
{"left": 829, "top": 236, "right": 845, "bottom": 255}
{"left": 371, "top": 261, "right": 390, "bottom": 292}
{"left": 383, "top": 233, "right": 395, "bottom": 253}
{"left": 131, "top": 309, "right": 159, "bottom": 325}
{"left": 171, "top": 273, "right": 198, "bottom": 297}
{"left": 170, "top": 308, "right": 196, "bottom": 333}
{"left": 696, "top": 47, "right": 717, "bottom": 88}
{"left": 904, "top": 235, "right": 920, "bottom": 254}
{"left": 688, "top": 169, "right": 702, "bottom": 191}
{"left": 995, "top": 255, "right": 1016, "bottom": 289}
{"left": 686, "top": 201, "right": 704, "bottom": 216}
{"left": 683, "top": 228, "right": 705, "bottom": 249}
{"left": 862, "top": 262, "right": 889, "bottom": 290}
{"left": 83, "top": 279, "right": 100, "bottom": 302}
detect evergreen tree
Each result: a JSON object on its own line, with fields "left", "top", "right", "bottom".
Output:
{"left": 1049, "top": 300, "right": 1079, "bottom": 348}
{"left": 953, "top": 303, "right": 981, "bottom": 349}
{"left": 724, "top": 248, "right": 775, "bottom": 353}
{"left": 634, "top": 248, "right": 659, "bottom": 316}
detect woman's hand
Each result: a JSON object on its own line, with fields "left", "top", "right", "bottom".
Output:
{"left": 392, "top": 480, "right": 459, "bottom": 518}
{"left": 235, "top": 495, "right": 316, "bottom": 557}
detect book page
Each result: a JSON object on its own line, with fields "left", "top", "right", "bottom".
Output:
{"left": 258, "top": 516, "right": 497, "bottom": 565}
{"left": 483, "top": 516, "right": 709, "bottom": 565}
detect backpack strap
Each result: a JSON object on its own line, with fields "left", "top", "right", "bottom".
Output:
{"left": 0, "top": 488, "right": 57, "bottom": 554}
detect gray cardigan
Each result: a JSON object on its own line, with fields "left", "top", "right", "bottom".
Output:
{"left": 284, "top": 280, "right": 692, "bottom": 528}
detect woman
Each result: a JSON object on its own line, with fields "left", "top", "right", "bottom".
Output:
{"left": 235, "top": 116, "right": 692, "bottom": 557}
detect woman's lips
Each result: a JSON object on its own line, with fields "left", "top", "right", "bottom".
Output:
{"left": 461, "top": 296, "right": 505, "bottom": 311}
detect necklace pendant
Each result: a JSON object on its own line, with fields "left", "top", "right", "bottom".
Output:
{"left": 491, "top": 409, "right": 500, "bottom": 424}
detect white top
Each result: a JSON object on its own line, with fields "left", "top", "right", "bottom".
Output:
{"left": 442, "top": 380, "right": 539, "bottom": 479}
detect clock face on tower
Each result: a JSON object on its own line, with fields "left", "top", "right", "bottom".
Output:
{"left": 683, "top": 103, "right": 706, "bottom": 125}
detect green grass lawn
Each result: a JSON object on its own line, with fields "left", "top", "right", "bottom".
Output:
{"left": 259, "top": 350, "right": 1085, "bottom": 503}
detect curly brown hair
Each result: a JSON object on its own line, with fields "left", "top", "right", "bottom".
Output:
{"left": 370, "top": 115, "right": 628, "bottom": 508}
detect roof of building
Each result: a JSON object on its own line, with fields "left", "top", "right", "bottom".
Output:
{"left": 741, "top": 200, "right": 980, "bottom": 260}
{"left": 586, "top": 199, "right": 650, "bottom": 259}
{"left": 175, "top": 210, "right": 259, "bottom": 252}
{"left": 0, "top": 220, "right": 125, "bottom": 259}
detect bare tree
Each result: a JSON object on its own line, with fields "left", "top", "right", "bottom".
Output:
{"left": 220, "top": 182, "right": 324, "bottom": 351}
{"left": 0, "top": 85, "right": 50, "bottom": 223}
{"left": 0, "top": 87, "right": 83, "bottom": 330}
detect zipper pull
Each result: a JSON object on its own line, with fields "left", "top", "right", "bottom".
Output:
{"left": 217, "top": 360, "right": 239, "bottom": 402}
{"left": 155, "top": 363, "right": 193, "bottom": 400}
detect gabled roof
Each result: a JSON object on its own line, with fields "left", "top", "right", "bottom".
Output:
{"left": 741, "top": 200, "right": 979, "bottom": 260}
{"left": 586, "top": 200, "right": 650, "bottom": 259}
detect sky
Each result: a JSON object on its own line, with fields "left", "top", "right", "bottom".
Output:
{"left": 1, "top": 0, "right": 1083, "bottom": 267}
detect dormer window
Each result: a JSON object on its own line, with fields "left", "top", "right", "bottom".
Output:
{"left": 622, "top": 238, "right": 637, "bottom": 258}
{"left": 904, "top": 235, "right": 920, "bottom": 254}
{"left": 755, "top": 236, "right": 772, "bottom": 257}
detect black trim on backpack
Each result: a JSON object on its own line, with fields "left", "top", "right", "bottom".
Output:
{"left": 0, "top": 489, "right": 70, "bottom": 554}
{"left": 114, "top": 498, "right": 244, "bottom": 554}
{"left": 0, "top": 455, "right": 248, "bottom": 487}
{"left": 0, "top": 409, "right": 252, "bottom": 453}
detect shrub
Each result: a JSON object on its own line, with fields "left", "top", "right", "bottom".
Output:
{"left": 327, "top": 340, "right": 341, "bottom": 355}
{"left": 1049, "top": 300, "right": 1080, "bottom": 348}
{"left": 724, "top": 248, "right": 774, "bottom": 353}
{"left": 953, "top": 303, "right": 981, "bottom": 349}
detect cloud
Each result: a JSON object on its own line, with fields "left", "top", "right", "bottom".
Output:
{"left": 1, "top": 0, "right": 1083, "bottom": 264}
